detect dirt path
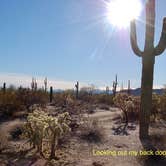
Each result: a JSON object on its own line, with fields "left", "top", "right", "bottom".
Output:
{"left": 73, "top": 108, "right": 166, "bottom": 166}
{"left": 66, "top": 108, "right": 144, "bottom": 166}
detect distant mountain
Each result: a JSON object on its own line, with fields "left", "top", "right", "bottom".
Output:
{"left": 53, "top": 88, "right": 165, "bottom": 96}
{"left": 121, "top": 88, "right": 164, "bottom": 96}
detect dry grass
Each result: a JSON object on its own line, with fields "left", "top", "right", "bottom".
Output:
{"left": 0, "top": 131, "right": 8, "bottom": 152}
{"left": 0, "top": 119, "right": 24, "bottom": 140}
{"left": 79, "top": 117, "right": 105, "bottom": 143}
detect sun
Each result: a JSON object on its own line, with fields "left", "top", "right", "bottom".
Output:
{"left": 106, "top": 0, "right": 142, "bottom": 29}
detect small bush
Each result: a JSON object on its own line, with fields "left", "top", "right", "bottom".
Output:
{"left": 0, "top": 130, "right": 8, "bottom": 152}
{"left": 113, "top": 93, "right": 140, "bottom": 122}
{"left": 80, "top": 118, "right": 104, "bottom": 143}
{"left": 10, "top": 126, "right": 23, "bottom": 140}
{"left": 95, "top": 94, "right": 114, "bottom": 105}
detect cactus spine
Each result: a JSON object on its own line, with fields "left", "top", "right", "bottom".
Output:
{"left": 75, "top": 81, "right": 79, "bottom": 99}
{"left": 130, "top": 0, "right": 166, "bottom": 139}
{"left": 112, "top": 74, "right": 118, "bottom": 97}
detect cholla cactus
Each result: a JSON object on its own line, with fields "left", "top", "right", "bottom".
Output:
{"left": 130, "top": 0, "right": 166, "bottom": 139}
{"left": 23, "top": 110, "right": 71, "bottom": 158}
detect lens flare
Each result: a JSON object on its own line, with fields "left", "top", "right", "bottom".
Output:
{"left": 106, "top": 0, "right": 142, "bottom": 28}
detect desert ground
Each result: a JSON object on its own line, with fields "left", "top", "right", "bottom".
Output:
{"left": 0, "top": 103, "right": 166, "bottom": 166}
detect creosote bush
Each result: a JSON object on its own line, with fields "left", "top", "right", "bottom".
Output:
{"left": 113, "top": 93, "right": 140, "bottom": 122}
{"left": 80, "top": 118, "right": 104, "bottom": 143}
{"left": 0, "top": 87, "right": 49, "bottom": 119}
{"left": 23, "top": 110, "right": 71, "bottom": 159}
{"left": 114, "top": 93, "right": 166, "bottom": 123}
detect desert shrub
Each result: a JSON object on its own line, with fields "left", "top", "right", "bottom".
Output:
{"left": 0, "top": 131, "right": 8, "bottom": 152}
{"left": 10, "top": 126, "right": 23, "bottom": 140}
{"left": 80, "top": 118, "right": 104, "bottom": 143}
{"left": 16, "top": 88, "right": 49, "bottom": 109}
{"left": 158, "top": 93, "right": 166, "bottom": 120}
{"left": 23, "top": 110, "right": 71, "bottom": 159}
{"left": 0, "top": 90, "right": 24, "bottom": 119}
{"left": 113, "top": 93, "right": 140, "bottom": 122}
{"left": 53, "top": 91, "right": 75, "bottom": 107}
{"left": 98, "top": 104, "right": 110, "bottom": 110}
{"left": 79, "top": 90, "right": 93, "bottom": 102}
{"left": 114, "top": 93, "right": 164, "bottom": 123}
{"left": 94, "top": 94, "right": 114, "bottom": 105}
{"left": 0, "top": 120, "right": 24, "bottom": 142}
{"left": 0, "top": 87, "right": 49, "bottom": 119}
{"left": 151, "top": 94, "right": 161, "bottom": 121}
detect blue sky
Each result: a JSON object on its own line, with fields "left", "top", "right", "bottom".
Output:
{"left": 0, "top": 0, "right": 166, "bottom": 89}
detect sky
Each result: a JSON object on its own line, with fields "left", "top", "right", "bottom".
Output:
{"left": 0, "top": 0, "right": 166, "bottom": 90}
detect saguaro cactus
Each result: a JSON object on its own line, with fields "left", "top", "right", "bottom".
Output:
{"left": 31, "top": 78, "right": 35, "bottom": 91}
{"left": 106, "top": 86, "right": 109, "bottom": 94}
{"left": 75, "top": 81, "right": 79, "bottom": 99}
{"left": 44, "top": 77, "right": 47, "bottom": 92}
{"left": 50, "top": 86, "right": 53, "bottom": 103}
{"left": 127, "top": 80, "right": 130, "bottom": 95}
{"left": 3, "top": 82, "right": 6, "bottom": 93}
{"left": 130, "top": 0, "right": 166, "bottom": 139}
{"left": 112, "top": 74, "right": 118, "bottom": 97}
{"left": 34, "top": 79, "right": 37, "bottom": 91}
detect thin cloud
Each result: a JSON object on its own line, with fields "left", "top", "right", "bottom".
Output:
{"left": 0, "top": 72, "right": 85, "bottom": 90}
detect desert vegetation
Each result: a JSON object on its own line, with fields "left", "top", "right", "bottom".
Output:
{"left": 0, "top": 81, "right": 166, "bottom": 165}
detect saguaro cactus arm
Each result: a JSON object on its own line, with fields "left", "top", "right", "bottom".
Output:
{"left": 154, "top": 17, "right": 166, "bottom": 55}
{"left": 144, "top": 0, "right": 155, "bottom": 51}
{"left": 130, "top": 20, "right": 143, "bottom": 57}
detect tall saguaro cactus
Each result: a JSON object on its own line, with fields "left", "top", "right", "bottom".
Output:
{"left": 44, "top": 77, "right": 47, "bottom": 93}
{"left": 112, "top": 74, "right": 118, "bottom": 97}
{"left": 50, "top": 86, "right": 53, "bottom": 103}
{"left": 130, "top": 0, "right": 166, "bottom": 139}
{"left": 3, "top": 82, "right": 6, "bottom": 94}
{"left": 106, "top": 86, "right": 109, "bottom": 94}
{"left": 128, "top": 80, "right": 130, "bottom": 95}
{"left": 75, "top": 81, "right": 79, "bottom": 99}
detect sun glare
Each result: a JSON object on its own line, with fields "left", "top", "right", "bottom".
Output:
{"left": 106, "top": 0, "right": 142, "bottom": 28}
